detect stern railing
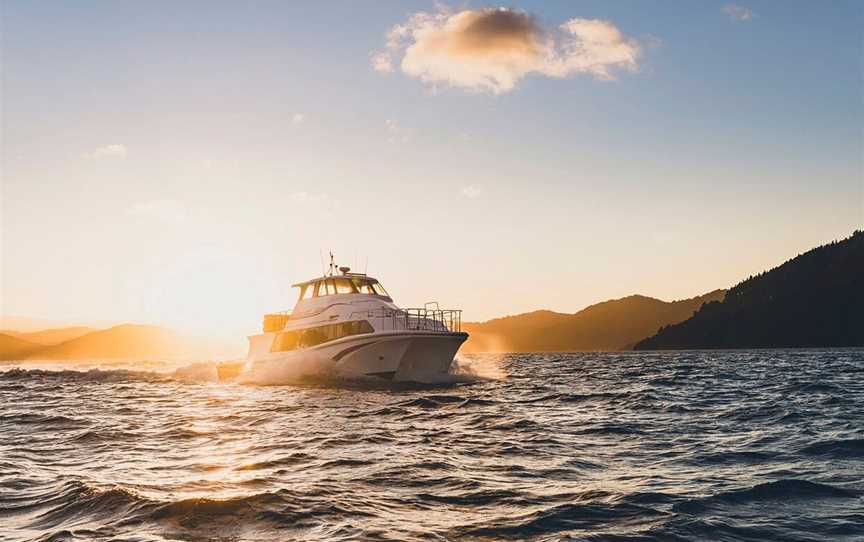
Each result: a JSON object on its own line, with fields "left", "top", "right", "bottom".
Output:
{"left": 263, "top": 311, "right": 292, "bottom": 332}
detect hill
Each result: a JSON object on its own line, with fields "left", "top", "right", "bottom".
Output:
{"left": 12, "top": 327, "right": 94, "bottom": 346}
{"left": 30, "top": 324, "right": 192, "bottom": 360}
{"left": 0, "top": 333, "right": 42, "bottom": 360}
{"left": 0, "top": 316, "right": 70, "bottom": 332}
{"left": 462, "top": 290, "right": 726, "bottom": 352}
{"left": 635, "top": 231, "right": 864, "bottom": 350}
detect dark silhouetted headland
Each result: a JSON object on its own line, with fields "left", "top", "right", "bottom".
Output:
{"left": 635, "top": 231, "right": 864, "bottom": 350}
{"left": 463, "top": 290, "right": 725, "bottom": 352}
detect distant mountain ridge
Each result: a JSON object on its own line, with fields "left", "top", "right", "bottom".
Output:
{"left": 5, "top": 327, "right": 94, "bottom": 346}
{"left": 462, "top": 290, "right": 726, "bottom": 352}
{"left": 0, "top": 324, "right": 196, "bottom": 361}
{"left": 4, "top": 232, "right": 858, "bottom": 359}
{"left": 635, "top": 231, "right": 864, "bottom": 350}
{"left": 0, "top": 333, "right": 42, "bottom": 360}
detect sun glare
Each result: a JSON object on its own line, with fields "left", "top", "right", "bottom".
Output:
{"left": 138, "top": 252, "right": 274, "bottom": 340}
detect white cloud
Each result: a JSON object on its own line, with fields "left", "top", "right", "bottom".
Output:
{"left": 290, "top": 191, "right": 328, "bottom": 204}
{"left": 371, "top": 51, "right": 394, "bottom": 73}
{"left": 723, "top": 4, "right": 756, "bottom": 21}
{"left": 460, "top": 184, "right": 484, "bottom": 198}
{"left": 371, "top": 6, "right": 642, "bottom": 94}
{"left": 385, "top": 118, "right": 409, "bottom": 144}
{"left": 291, "top": 113, "right": 305, "bottom": 125}
{"left": 127, "top": 199, "right": 187, "bottom": 223}
{"left": 83, "top": 144, "right": 127, "bottom": 160}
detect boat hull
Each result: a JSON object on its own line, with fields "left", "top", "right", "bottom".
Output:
{"left": 238, "top": 331, "right": 468, "bottom": 384}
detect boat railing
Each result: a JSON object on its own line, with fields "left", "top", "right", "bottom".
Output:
{"left": 262, "top": 311, "right": 292, "bottom": 332}
{"left": 348, "top": 307, "right": 462, "bottom": 333}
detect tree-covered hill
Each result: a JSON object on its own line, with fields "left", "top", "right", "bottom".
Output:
{"left": 635, "top": 231, "right": 864, "bottom": 350}
{"left": 462, "top": 290, "right": 725, "bottom": 352}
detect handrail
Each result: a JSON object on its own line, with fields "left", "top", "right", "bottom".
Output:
{"left": 263, "top": 306, "right": 463, "bottom": 334}
{"left": 347, "top": 307, "right": 462, "bottom": 333}
{"left": 262, "top": 311, "right": 292, "bottom": 332}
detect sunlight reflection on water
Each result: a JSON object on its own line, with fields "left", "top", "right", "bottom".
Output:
{"left": 1, "top": 350, "right": 863, "bottom": 541}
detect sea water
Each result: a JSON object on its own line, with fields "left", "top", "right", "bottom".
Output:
{"left": 1, "top": 350, "right": 862, "bottom": 541}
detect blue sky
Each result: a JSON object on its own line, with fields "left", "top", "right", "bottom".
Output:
{"left": 2, "top": 1, "right": 862, "bottom": 335}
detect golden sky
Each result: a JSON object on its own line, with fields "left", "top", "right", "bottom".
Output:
{"left": 1, "top": 2, "right": 861, "bottom": 338}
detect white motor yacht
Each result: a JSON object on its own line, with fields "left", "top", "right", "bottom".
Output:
{"left": 237, "top": 257, "right": 468, "bottom": 384}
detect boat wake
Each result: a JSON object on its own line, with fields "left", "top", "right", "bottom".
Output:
{"left": 0, "top": 354, "right": 506, "bottom": 388}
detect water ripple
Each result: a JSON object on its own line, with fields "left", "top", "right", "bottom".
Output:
{"left": 1, "top": 350, "right": 863, "bottom": 541}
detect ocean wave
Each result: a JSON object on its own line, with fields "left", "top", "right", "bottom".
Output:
{"left": 672, "top": 479, "right": 861, "bottom": 513}
{"left": 0, "top": 413, "right": 86, "bottom": 428}
{"left": 396, "top": 394, "right": 466, "bottom": 408}
{"left": 3, "top": 350, "right": 863, "bottom": 542}
{"left": 684, "top": 449, "right": 777, "bottom": 465}
{"left": 415, "top": 488, "right": 522, "bottom": 506}
{"left": 453, "top": 501, "right": 667, "bottom": 538}
{"left": 0, "top": 367, "right": 171, "bottom": 385}
{"left": 798, "top": 438, "right": 864, "bottom": 459}
{"left": 21, "top": 481, "right": 148, "bottom": 530}
{"left": 234, "top": 453, "right": 315, "bottom": 472}
{"left": 573, "top": 423, "right": 645, "bottom": 436}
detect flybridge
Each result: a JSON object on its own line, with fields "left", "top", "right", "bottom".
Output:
{"left": 293, "top": 275, "right": 391, "bottom": 300}
{"left": 291, "top": 253, "right": 392, "bottom": 300}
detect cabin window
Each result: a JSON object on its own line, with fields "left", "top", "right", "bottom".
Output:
{"left": 350, "top": 278, "right": 389, "bottom": 297}
{"left": 270, "top": 320, "right": 374, "bottom": 352}
{"left": 299, "top": 284, "right": 314, "bottom": 300}
{"left": 333, "top": 278, "right": 356, "bottom": 295}
{"left": 271, "top": 330, "right": 299, "bottom": 351}
{"left": 372, "top": 282, "right": 390, "bottom": 298}
{"left": 298, "top": 326, "right": 328, "bottom": 348}
{"left": 315, "top": 280, "right": 335, "bottom": 297}
{"left": 352, "top": 279, "right": 376, "bottom": 294}
{"left": 343, "top": 319, "right": 375, "bottom": 336}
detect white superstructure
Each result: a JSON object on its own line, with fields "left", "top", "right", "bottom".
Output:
{"left": 239, "top": 257, "right": 468, "bottom": 383}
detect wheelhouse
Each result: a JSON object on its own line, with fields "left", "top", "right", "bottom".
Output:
{"left": 294, "top": 274, "right": 391, "bottom": 301}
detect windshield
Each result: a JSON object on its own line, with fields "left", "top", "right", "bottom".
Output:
{"left": 350, "top": 278, "right": 390, "bottom": 298}
{"left": 333, "top": 277, "right": 356, "bottom": 294}
{"left": 372, "top": 282, "right": 390, "bottom": 297}
{"left": 299, "top": 284, "right": 314, "bottom": 300}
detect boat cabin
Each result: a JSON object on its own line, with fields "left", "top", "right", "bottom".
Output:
{"left": 292, "top": 273, "right": 391, "bottom": 302}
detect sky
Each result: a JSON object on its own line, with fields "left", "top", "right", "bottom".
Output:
{"left": 1, "top": 0, "right": 862, "bottom": 339}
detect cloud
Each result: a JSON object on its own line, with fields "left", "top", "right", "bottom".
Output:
{"left": 291, "top": 113, "right": 305, "bottom": 125}
{"left": 385, "top": 119, "right": 409, "bottom": 143}
{"left": 722, "top": 4, "right": 756, "bottom": 21}
{"left": 127, "top": 199, "right": 187, "bottom": 223}
{"left": 460, "top": 184, "right": 484, "bottom": 198}
{"left": 83, "top": 144, "right": 127, "bottom": 159}
{"left": 371, "top": 6, "right": 641, "bottom": 94}
{"left": 371, "top": 51, "right": 394, "bottom": 73}
{"left": 290, "top": 191, "right": 328, "bottom": 204}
